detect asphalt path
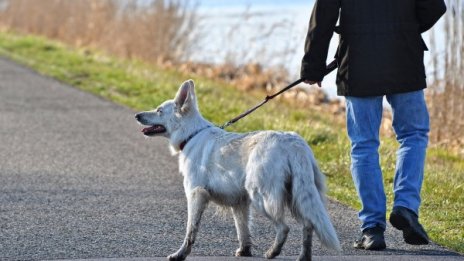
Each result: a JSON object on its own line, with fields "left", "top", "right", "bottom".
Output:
{"left": 0, "top": 57, "right": 462, "bottom": 261}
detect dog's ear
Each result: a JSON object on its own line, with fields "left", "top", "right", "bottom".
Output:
{"left": 174, "top": 79, "right": 196, "bottom": 114}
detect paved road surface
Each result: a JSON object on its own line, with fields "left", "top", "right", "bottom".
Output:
{"left": 0, "top": 57, "right": 462, "bottom": 260}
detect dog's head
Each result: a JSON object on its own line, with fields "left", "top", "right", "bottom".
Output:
{"left": 135, "top": 79, "right": 199, "bottom": 139}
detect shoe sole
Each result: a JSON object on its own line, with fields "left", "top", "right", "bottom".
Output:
{"left": 390, "top": 212, "right": 429, "bottom": 245}
{"left": 365, "top": 241, "right": 387, "bottom": 251}
{"left": 353, "top": 237, "right": 386, "bottom": 251}
{"left": 353, "top": 241, "right": 386, "bottom": 251}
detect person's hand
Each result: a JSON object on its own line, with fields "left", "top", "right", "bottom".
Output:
{"left": 304, "top": 80, "right": 322, "bottom": 87}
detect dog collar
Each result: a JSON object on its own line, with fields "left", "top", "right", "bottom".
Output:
{"left": 179, "top": 126, "right": 211, "bottom": 151}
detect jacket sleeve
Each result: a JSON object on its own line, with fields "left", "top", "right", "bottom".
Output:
{"left": 301, "top": 0, "right": 340, "bottom": 82}
{"left": 416, "top": 0, "right": 447, "bottom": 33}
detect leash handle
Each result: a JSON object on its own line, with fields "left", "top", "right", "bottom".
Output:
{"left": 219, "top": 59, "right": 338, "bottom": 129}
{"left": 267, "top": 59, "right": 338, "bottom": 100}
{"left": 325, "top": 59, "right": 338, "bottom": 75}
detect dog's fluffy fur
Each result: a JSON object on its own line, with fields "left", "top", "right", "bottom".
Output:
{"left": 136, "top": 80, "right": 341, "bottom": 261}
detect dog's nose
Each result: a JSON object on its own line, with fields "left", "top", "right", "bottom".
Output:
{"left": 135, "top": 113, "right": 141, "bottom": 121}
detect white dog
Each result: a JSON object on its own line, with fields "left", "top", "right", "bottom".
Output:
{"left": 135, "top": 80, "right": 341, "bottom": 261}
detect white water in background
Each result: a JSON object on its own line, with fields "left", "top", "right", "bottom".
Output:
{"left": 193, "top": 0, "right": 340, "bottom": 95}
{"left": 193, "top": 0, "right": 445, "bottom": 98}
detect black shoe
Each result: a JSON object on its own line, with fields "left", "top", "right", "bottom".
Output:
{"left": 389, "top": 206, "right": 429, "bottom": 245}
{"left": 353, "top": 226, "right": 386, "bottom": 250}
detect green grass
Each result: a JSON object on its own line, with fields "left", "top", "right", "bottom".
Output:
{"left": 0, "top": 31, "right": 462, "bottom": 253}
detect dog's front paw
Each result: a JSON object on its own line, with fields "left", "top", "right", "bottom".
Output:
{"left": 167, "top": 253, "right": 186, "bottom": 261}
{"left": 235, "top": 246, "right": 252, "bottom": 257}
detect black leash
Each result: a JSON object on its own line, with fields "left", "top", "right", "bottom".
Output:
{"left": 219, "top": 59, "right": 338, "bottom": 129}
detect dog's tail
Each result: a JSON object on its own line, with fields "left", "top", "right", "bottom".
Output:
{"left": 290, "top": 145, "right": 341, "bottom": 251}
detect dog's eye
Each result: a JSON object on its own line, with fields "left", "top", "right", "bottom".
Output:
{"left": 156, "top": 108, "right": 163, "bottom": 114}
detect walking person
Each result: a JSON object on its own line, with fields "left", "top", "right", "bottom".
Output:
{"left": 301, "top": 0, "right": 446, "bottom": 250}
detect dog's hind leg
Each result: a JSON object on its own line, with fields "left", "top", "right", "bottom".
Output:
{"left": 297, "top": 225, "right": 313, "bottom": 261}
{"left": 232, "top": 204, "right": 252, "bottom": 257}
{"left": 168, "top": 187, "right": 210, "bottom": 261}
{"left": 264, "top": 217, "right": 289, "bottom": 259}
{"left": 262, "top": 199, "right": 289, "bottom": 259}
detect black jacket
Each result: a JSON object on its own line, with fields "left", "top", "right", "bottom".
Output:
{"left": 301, "top": 0, "right": 446, "bottom": 97}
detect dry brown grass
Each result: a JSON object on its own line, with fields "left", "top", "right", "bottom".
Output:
{"left": 427, "top": 0, "right": 464, "bottom": 154}
{"left": 0, "top": 0, "right": 294, "bottom": 91}
{"left": 0, "top": 0, "right": 198, "bottom": 62}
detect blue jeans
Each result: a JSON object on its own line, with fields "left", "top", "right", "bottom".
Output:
{"left": 345, "top": 90, "right": 430, "bottom": 231}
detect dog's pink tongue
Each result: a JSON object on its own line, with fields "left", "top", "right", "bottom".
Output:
{"left": 142, "top": 126, "right": 156, "bottom": 133}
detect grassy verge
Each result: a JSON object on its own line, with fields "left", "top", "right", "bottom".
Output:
{"left": 0, "top": 31, "right": 462, "bottom": 253}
